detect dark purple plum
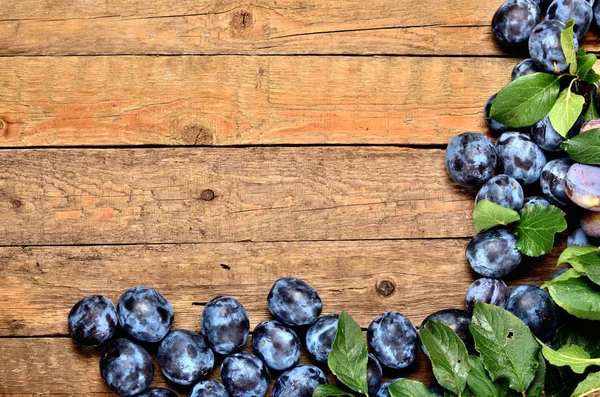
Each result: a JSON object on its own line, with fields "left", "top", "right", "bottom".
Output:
{"left": 429, "top": 384, "right": 445, "bottom": 397}
{"left": 117, "top": 286, "right": 173, "bottom": 343}
{"left": 68, "top": 295, "right": 118, "bottom": 347}
{"left": 100, "top": 338, "right": 154, "bottom": 397}
{"left": 523, "top": 196, "right": 551, "bottom": 207}
{"left": 272, "top": 365, "right": 328, "bottom": 397}
{"left": 595, "top": 0, "right": 600, "bottom": 29}
{"left": 445, "top": 133, "right": 498, "bottom": 189}
{"left": 221, "top": 353, "right": 270, "bottom": 397}
{"left": 529, "top": 20, "right": 579, "bottom": 73}
{"left": 582, "top": 211, "right": 600, "bottom": 238}
{"left": 305, "top": 314, "right": 338, "bottom": 364}
{"left": 138, "top": 388, "right": 178, "bottom": 397}
{"left": 569, "top": 227, "right": 593, "bottom": 246}
{"left": 158, "top": 330, "right": 214, "bottom": 386}
{"left": 546, "top": 0, "right": 592, "bottom": 40}
{"left": 565, "top": 163, "right": 600, "bottom": 211}
{"left": 531, "top": 115, "right": 580, "bottom": 152}
{"left": 201, "top": 296, "right": 249, "bottom": 355}
{"left": 512, "top": 58, "right": 541, "bottom": 80}
{"left": 189, "top": 381, "right": 229, "bottom": 397}
{"left": 367, "top": 312, "right": 419, "bottom": 369}
{"left": 376, "top": 379, "right": 404, "bottom": 397}
{"left": 421, "top": 309, "right": 474, "bottom": 353}
{"left": 367, "top": 354, "right": 383, "bottom": 397}
{"left": 466, "top": 228, "right": 522, "bottom": 278}
{"left": 252, "top": 320, "right": 300, "bottom": 371}
{"left": 484, "top": 94, "right": 510, "bottom": 134}
{"left": 475, "top": 174, "right": 524, "bottom": 211}
{"left": 465, "top": 278, "right": 509, "bottom": 313}
{"left": 496, "top": 131, "right": 547, "bottom": 186}
{"left": 507, "top": 285, "right": 559, "bottom": 341}
{"left": 492, "top": 0, "right": 542, "bottom": 47}
{"left": 267, "top": 277, "right": 322, "bottom": 327}
{"left": 541, "top": 158, "right": 574, "bottom": 208}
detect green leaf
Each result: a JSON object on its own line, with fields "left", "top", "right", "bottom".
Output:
{"left": 546, "top": 364, "right": 586, "bottom": 397}
{"left": 469, "top": 303, "right": 540, "bottom": 393}
{"left": 327, "top": 311, "right": 369, "bottom": 395}
{"left": 490, "top": 72, "right": 561, "bottom": 128}
{"left": 526, "top": 351, "right": 546, "bottom": 397}
{"left": 582, "top": 71, "right": 600, "bottom": 84}
{"left": 472, "top": 200, "right": 520, "bottom": 233}
{"left": 420, "top": 320, "right": 470, "bottom": 395}
{"left": 539, "top": 340, "right": 600, "bottom": 374}
{"left": 571, "top": 251, "right": 600, "bottom": 285}
{"left": 554, "top": 323, "right": 600, "bottom": 358}
{"left": 562, "top": 128, "right": 600, "bottom": 165}
{"left": 312, "top": 385, "right": 355, "bottom": 397}
{"left": 546, "top": 277, "right": 600, "bottom": 320}
{"left": 572, "top": 372, "right": 600, "bottom": 397}
{"left": 558, "top": 246, "right": 600, "bottom": 271}
{"left": 577, "top": 52, "right": 597, "bottom": 81}
{"left": 515, "top": 205, "right": 567, "bottom": 257}
{"left": 386, "top": 379, "right": 437, "bottom": 397}
{"left": 548, "top": 88, "right": 586, "bottom": 138}
{"left": 466, "top": 356, "right": 506, "bottom": 397}
{"left": 561, "top": 19, "right": 578, "bottom": 75}
{"left": 543, "top": 269, "right": 585, "bottom": 289}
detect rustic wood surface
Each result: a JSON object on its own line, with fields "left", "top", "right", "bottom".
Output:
{"left": 0, "top": 0, "right": 572, "bottom": 395}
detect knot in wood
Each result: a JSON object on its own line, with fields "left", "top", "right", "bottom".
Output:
{"left": 376, "top": 280, "right": 395, "bottom": 297}
{"left": 231, "top": 10, "right": 253, "bottom": 30}
{"left": 11, "top": 199, "right": 22, "bottom": 208}
{"left": 200, "top": 189, "right": 215, "bottom": 201}
{"left": 180, "top": 124, "right": 213, "bottom": 145}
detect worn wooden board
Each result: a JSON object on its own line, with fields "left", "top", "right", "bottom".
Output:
{"left": 0, "top": 56, "right": 512, "bottom": 147}
{"left": 2, "top": 0, "right": 599, "bottom": 56}
{"left": 0, "top": 147, "right": 475, "bottom": 245}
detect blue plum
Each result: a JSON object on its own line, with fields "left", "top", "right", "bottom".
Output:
{"left": 189, "top": 381, "right": 229, "bottom": 397}
{"left": 466, "top": 228, "right": 522, "bottom": 278}
{"left": 429, "top": 384, "right": 445, "bottom": 397}
{"left": 569, "top": 227, "right": 593, "bottom": 246}
{"left": 465, "top": 278, "right": 509, "bottom": 313}
{"left": 117, "top": 286, "right": 173, "bottom": 343}
{"left": 512, "top": 58, "right": 541, "bottom": 80}
{"left": 445, "top": 133, "right": 498, "bottom": 189}
{"left": 221, "top": 353, "right": 270, "bottom": 397}
{"left": 529, "top": 20, "right": 579, "bottom": 73}
{"left": 421, "top": 309, "right": 474, "bottom": 353}
{"left": 565, "top": 163, "right": 600, "bottom": 211}
{"left": 252, "top": 320, "right": 301, "bottom": 371}
{"left": 582, "top": 211, "right": 600, "bottom": 238}
{"left": 201, "top": 296, "right": 249, "bottom": 355}
{"left": 507, "top": 285, "right": 559, "bottom": 341}
{"left": 305, "top": 314, "right": 338, "bottom": 364}
{"left": 492, "top": 0, "right": 542, "bottom": 47}
{"left": 367, "top": 312, "right": 419, "bottom": 369}
{"left": 376, "top": 379, "right": 404, "bottom": 397}
{"left": 484, "top": 94, "right": 510, "bottom": 134}
{"left": 158, "top": 329, "right": 214, "bottom": 386}
{"left": 272, "top": 365, "right": 328, "bottom": 397}
{"left": 475, "top": 174, "right": 524, "bottom": 211}
{"left": 496, "top": 131, "right": 547, "bottom": 186}
{"left": 546, "top": 0, "right": 592, "bottom": 40}
{"left": 367, "top": 354, "right": 383, "bottom": 397}
{"left": 267, "top": 277, "right": 322, "bottom": 327}
{"left": 68, "top": 295, "right": 118, "bottom": 347}
{"left": 138, "top": 388, "right": 178, "bottom": 397}
{"left": 531, "top": 115, "right": 580, "bottom": 152}
{"left": 541, "top": 158, "right": 574, "bottom": 208}
{"left": 100, "top": 338, "right": 154, "bottom": 397}
{"left": 595, "top": 0, "right": 600, "bottom": 29}
{"left": 523, "top": 196, "right": 551, "bottom": 207}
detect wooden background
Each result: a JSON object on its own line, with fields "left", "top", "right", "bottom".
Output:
{"left": 0, "top": 0, "right": 580, "bottom": 395}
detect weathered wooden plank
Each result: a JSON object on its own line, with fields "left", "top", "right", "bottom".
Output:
{"left": 0, "top": 56, "right": 512, "bottom": 146}
{"left": 0, "top": 337, "right": 434, "bottom": 394}
{"left": 0, "top": 240, "right": 561, "bottom": 337}
{"left": 0, "top": 147, "right": 474, "bottom": 245}
{"left": 2, "top": 0, "right": 599, "bottom": 56}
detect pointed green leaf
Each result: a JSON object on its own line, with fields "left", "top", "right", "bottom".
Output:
{"left": 312, "top": 385, "right": 355, "bottom": 397}
{"left": 583, "top": 95, "right": 599, "bottom": 122}
{"left": 571, "top": 372, "right": 600, "bottom": 397}
{"left": 577, "top": 52, "right": 597, "bottom": 80}
{"left": 490, "top": 72, "right": 561, "bottom": 128}
{"left": 526, "top": 351, "right": 546, "bottom": 397}
{"left": 561, "top": 19, "right": 578, "bottom": 75}
{"left": 554, "top": 324, "right": 600, "bottom": 359}
{"left": 327, "top": 311, "right": 369, "bottom": 395}
{"left": 386, "top": 379, "right": 438, "bottom": 397}
{"left": 515, "top": 205, "right": 567, "bottom": 257}
{"left": 546, "top": 277, "right": 600, "bottom": 320}
{"left": 539, "top": 340, "right": 600, "bottom": 374}
{"left": 562, "top": 129, "right": 600, "bottom": 165}
{"left": 558, "top": 246, "right": 600, "bottom": 271}
{"left": 469, "top": 303, "right": 540, "bottom": 393}
{"left": 420, "top": 320, "right": 470, "bottom": 395}
{"left": 582, "top": 71, "right": 600, "bottom": 84}
{"left": 549, "top": 88, "right": 586, "bottom": 138}
{"left": 466, "top": 356, "right": 506, "bottom": 397}
{"left": 472, "top": 200, "right": 520, "bottom": 233}
{"left": 543, "top": 269, "right": 585, "bottom": 288}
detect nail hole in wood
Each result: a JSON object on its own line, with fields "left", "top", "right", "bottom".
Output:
{"left": 376, "top": 280, "right": 395, "bottom": 297}
{"left": 200, "top": 189, "right": 215, "bottom": 201}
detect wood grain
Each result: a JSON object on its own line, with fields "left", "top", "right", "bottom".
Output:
{"left": 2, "top": 0, "right": 600, "bottom": 56}
{"left": 0, "top": 147, "right": 475, "bottom": 245}
{"left": 0, "top": 56, "right": 512, "bottom": 147}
